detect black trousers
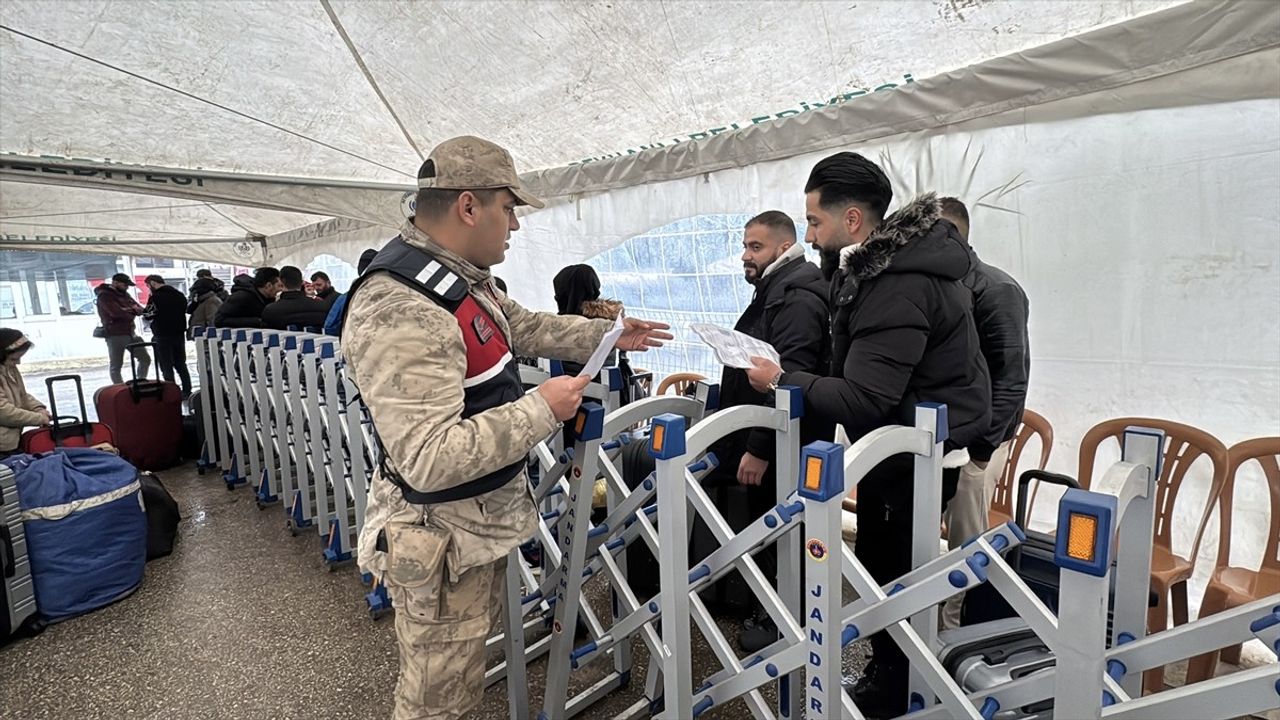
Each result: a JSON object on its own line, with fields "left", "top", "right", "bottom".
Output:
{"left": 855, "top": 455, "right": 960, "bottom": 701}
{"left": 153, "top": 334, "right": 192, "bottom": 394}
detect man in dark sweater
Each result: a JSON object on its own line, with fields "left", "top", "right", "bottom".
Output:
{"left": 144, "top": 275, "right": 192, "bottom": 396}
{"left": 263, "top": 266, "right": 332, "bottom": 331}
{"left": 938, "top": 196, "right": 1031, "bottom": 629}
{"left": 747, "top": 153, "right": 991, "bottom": 717}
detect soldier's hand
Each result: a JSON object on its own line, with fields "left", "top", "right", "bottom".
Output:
{"left": 538, "top": 375, "right": 592, "bottom": 421}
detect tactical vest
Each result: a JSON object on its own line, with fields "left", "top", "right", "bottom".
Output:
{"left": 342, "top": 236, "right": 525, "bottom": 505}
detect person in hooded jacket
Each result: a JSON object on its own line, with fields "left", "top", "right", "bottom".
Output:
{"left": 551, "top": 264, "right": 623, "bottom": 371}
{"left": 263, "top": 266, "right": 333, "bottom": 331}
{"left": 187, "top": 270, "right": 225, "bottom": 331}
{"left": 0, "top": 329, "right": 49, "bottom": 458}
{"left": 189, "top": 269, "right": 229, "bottom": 302}
{"left": 213, "top": 267, "right": 281, "bottom": 328}
{"left": 747, "top": 152, "right": 991, "bottom": 717}
{"left": 143, "top": 275, "right": 193, "bottom": 396}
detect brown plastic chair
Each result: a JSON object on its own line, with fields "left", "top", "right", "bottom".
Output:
{"left": 989, "top": 409, "right": 1054, "bottom": 527}
{"left": 1077, "top": 417, "right": 1230, "bottom": 693}
{"left": 1185, "top": 437, "right": 1280, "bottom": 683}
{"left": 657, "top": 372, "right": 706, "bottom": 397}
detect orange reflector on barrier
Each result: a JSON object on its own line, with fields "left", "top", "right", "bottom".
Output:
{"left": 575, "top": 412, "right": 586, "bottom": 434}
{"left": 652, "top": 425, "right": 665, "bottom": 452}
{"left": 1067, "top": 513, "right": 1098, "bottom": 562}
{"left": 804, "top": 457, "right": 823, "bottom": 491}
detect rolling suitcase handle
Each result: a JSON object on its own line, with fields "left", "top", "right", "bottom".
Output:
{"left": 1009, "top": 469, "right": 1080, "bottom": 569}
{"left": 1014, "top": 469, "right": 1080, "bottom": 528}
{"left": 125, "top": 341, "right": 165, "bottom": 402}
{"left": 44, "top": 375, "right": 92, "bottom": 445}
{"left": 1, "top": 484, "right": 13, "bottom": 578}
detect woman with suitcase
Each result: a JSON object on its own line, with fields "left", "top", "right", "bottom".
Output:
{"left": 0, "top": 329, "right": 49, "bottom": 459}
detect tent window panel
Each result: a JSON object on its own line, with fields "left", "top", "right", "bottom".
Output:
{"left": 0, "top": 286, "right": 15, "bottom": 320}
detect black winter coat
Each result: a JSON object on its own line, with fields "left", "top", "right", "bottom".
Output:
{"left": 783, "top": 194, "right": 991, "bottom": 488}
{"left": 962, "top": 249, "right": 1030, "bottom": 460}
{"left": 213, "top": 275, "right": 271, "bottom": 328}
{"left": 262, "top": 290, "right": 336, "bottom": 331}
{"left": 715, "top": 251, "right": 834, "bottom": 471}
{"left": 144, "top": 284, "right": 189, "bottom": 337}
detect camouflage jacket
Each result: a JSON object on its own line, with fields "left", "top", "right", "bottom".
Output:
{"left": 344, "top": 220, "right": 612, "bottom": 580}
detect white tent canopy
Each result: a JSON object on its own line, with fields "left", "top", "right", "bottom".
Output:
{"left": 2, "top": 0, "right": 1241, "bottom": 275}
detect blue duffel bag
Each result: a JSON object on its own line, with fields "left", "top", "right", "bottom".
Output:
{"left": 12, "top": 448, "right": 146, "bottom": 622}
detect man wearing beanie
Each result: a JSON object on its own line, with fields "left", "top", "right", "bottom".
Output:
{"left": 95, "top": 273, "right": 151, "bottom": 384}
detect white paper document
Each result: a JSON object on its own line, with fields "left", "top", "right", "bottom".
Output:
{"left": 579, "top": 313, "right": 625, "bottom": 378}
{"left": 690, "top": 323, "right": 780, "bottom": 369}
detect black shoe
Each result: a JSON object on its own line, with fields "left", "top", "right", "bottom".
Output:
{"left": 850, "top": 661, "right": 908, "bottom": 719}
{"left": 738, "top": 617, "right": 778, "bottom": 653}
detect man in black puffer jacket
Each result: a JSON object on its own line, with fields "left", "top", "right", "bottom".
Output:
{"left": 213, "top": 267, "right": 280, "bottom": 328}
{"left": 263, "top": 266, "right": 334, "bottom": 331}
{"left": 748, "top": 152, "right": 991, "bottom": 717}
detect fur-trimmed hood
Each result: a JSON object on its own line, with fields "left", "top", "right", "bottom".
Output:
{"left": 580, "top": 298, "right": 623, "bottom": 321}
{"left": 839, "top": 193, "right": 971, "bottom": 282}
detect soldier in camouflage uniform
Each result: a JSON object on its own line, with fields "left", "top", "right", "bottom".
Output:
{"left": 342, "top": 136, "right": 671, "bottom": 720}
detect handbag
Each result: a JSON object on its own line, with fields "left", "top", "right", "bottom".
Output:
{"left": 92, "top": 326, "right": 106, "bottom": 339}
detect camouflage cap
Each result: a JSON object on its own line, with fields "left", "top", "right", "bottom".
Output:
{"left": 417, "top": 136, "right": 545, "bottom": 209}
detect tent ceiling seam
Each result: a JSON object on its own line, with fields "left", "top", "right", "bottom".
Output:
{"left": 319, "top": 0, "right": 424, "bottom": 161}
{"left": 202, "top": 203, "right": 255, "bottom": 234}
{"left": 658, "top": 0, "right": 699, "bottom": 116}
{"left": 0, "top": 24, "right": 413, "bottom": 179}
{"left": 0, "top": 202, "right": 209, "bottom": 221}
{"left": 0, "top": 219, "right": 240, "bottom": 238}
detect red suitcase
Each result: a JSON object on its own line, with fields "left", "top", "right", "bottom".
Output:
{"left": 19, "top": 375, "right": 116, "bottom": 453}
{"left": 94, "top": 343, "right": 183, "bottom": 470}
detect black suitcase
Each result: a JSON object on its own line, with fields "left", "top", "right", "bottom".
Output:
{"left": 188, "top": 389, "right": 220, "bottom": 471}
{"left": 1, "top": 463, "right": 42, "bottom": 645}
{"left": 139, "top": 472, "right": 180, "bottom": 561}
{"left": 690, "top": 476, "right": 758, "bottom": 619}
{"left": 618, "top": 438, "right": 661, "bottom": 601}
{"left": 961, "top": 469, "right": 1079, "bottom": 625}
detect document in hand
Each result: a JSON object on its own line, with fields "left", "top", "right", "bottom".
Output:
{"left": 690, "top": 323, "right": 780, "bottom": 369}
{"left": 579, "top": 313, "right": 625, "bottom": 378}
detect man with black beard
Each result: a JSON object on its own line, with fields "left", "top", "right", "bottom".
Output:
{"left": 747, "top": 153, "right": 990, "bottom": 717}
{"left": 704, "top": 210, "right": 832, "bottom": 651}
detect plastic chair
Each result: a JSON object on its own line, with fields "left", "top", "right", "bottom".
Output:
{"left": 1077, "top": 417, "right": 1230, "bottom": 692}
{"left": 656, "top": 372, "right": 706, "bottom": 397}
{"left": 1184, "top": 437, "right": 1280, "bottom": 683}
{"left": 989, "top": 409, "right": 1054, "bottom": 527}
